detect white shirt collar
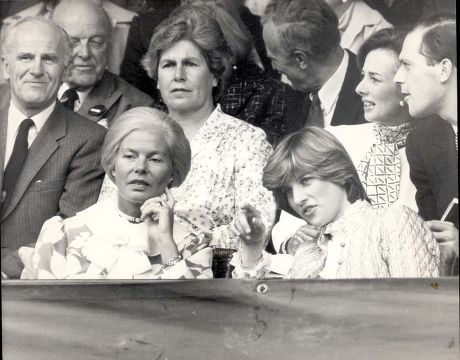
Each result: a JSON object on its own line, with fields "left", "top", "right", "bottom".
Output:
{"left": 58, "top": 83, "right": 93, "bottom": 111}
{"left": 316, "top": 50, "right": 349, "bottom": 123}
{"left": 9, "top": 99, "right": 55, "bottom": 133}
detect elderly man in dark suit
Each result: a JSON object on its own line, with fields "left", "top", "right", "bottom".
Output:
{"left": 52, "top": 0, "right": 154, "bottom": 128}
{"left": 0, "top": 17, "right": 106, "bottom": 278}
{"left": 261, "top": 0, "right": 366, "bottom": 129}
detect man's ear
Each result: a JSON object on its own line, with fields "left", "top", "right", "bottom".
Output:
{"left": 293, "top": 49, "right": 308, "bottom": 70}
{"left": 62, "top": 58, "right": 74, "bottom": 83}
{"left": 1, "top": 55, "right": 11, "bottom": 81}
{"left": 438, "top": 58, "right": 454, "bottom": 83}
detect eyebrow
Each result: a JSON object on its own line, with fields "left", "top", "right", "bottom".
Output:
{"left": 121, "top": 147, "right": 169, "bottom": 156}
{"left": 160, "top": 56, "right": 201, "bottom": 63}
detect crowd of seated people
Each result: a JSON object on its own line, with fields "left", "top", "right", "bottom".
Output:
{"left": 0, "top": 0, "right": 457, "bottom": 279}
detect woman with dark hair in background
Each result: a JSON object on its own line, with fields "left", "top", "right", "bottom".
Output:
{"left": 230, "top": 127, "right": 439, "bottom": 279}
{"left": 272, "top": 28, "right": 418, "bottom": 255}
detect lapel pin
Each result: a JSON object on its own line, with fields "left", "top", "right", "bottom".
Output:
{"left": 88, "top": 105, "right": 106, "bottom": 116}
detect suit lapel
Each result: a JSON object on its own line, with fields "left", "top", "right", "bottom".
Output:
{"left": 331, "top": 51, "right": 365, "bottom": 126}
{"left": 1, "top": 102, "right": 66, "bottom": 220}
{"left": 0, "top": 106, "right": 8, "bottom": 198}
{"left": 77, "top": 71, "right": 123, "bottom": 122}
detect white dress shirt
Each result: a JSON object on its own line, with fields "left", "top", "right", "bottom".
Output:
{"left": 58, "top": 83, "right": 92, "bottom": 112}
{"left": 317, "top": 50, "right": 349, "bottom": 127}
{"left": 4, "top": 100, "right": 55, "bottom": 169}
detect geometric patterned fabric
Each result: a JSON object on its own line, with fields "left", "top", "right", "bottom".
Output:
{"left": 357, "top": 122, "right": 415, "bottom": 208}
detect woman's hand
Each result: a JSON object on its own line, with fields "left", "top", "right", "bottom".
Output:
{"left": 232, "top": 204, "right": 266, "bottom": 267}
{"left": 141, "top": 188, "right": 179, "bottom": 260}
{"left": 285, "top": 224, "right": 320, "bottom": 255}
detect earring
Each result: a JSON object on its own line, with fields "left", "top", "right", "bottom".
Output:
{"left": 168, "top": 177, "right": 174, "bottom": 186}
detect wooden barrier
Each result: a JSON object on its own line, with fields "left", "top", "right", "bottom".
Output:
{"left": 2, "top": 278, "right": 459, "bottom": 359}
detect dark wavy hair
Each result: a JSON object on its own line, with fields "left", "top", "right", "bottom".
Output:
{"left": 357, "top": 27, "right": 408, "bottom": 69}
{"left": 263, "top": 127, "right": 367, "bottom": 215}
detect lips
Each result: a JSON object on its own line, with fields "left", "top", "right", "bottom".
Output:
{"left": 362, "top": 99, "right": 376, "bottom": 111}
{"left": 128, "top": 179, "right": 150, "bottom": 189}
{"left": 301, "top": 205, "right": 317, "bottom": 219}
{"left": 171, "top": 88, "right": 191, "bottom": 93}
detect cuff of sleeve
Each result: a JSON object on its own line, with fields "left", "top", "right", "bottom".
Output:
{"left": 230, "top": 251, "right": 272, "bottom": 279}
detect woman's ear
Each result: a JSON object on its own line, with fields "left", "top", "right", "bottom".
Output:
{"left": 212, "top": 76, "right": 218, "bottom": 88}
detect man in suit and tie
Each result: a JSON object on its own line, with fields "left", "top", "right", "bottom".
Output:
{"left": 52, "top": 0, "right": 154, "bottom": 128}
{"left": 261, "top": 0, "right": 366, "bottom": 130}
{"left": 0, "top": 17, "right": 106, "bottom": 278}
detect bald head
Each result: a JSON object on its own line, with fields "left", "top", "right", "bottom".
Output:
{"left": 52, "top": 0, "right": 112, "bottom": 90}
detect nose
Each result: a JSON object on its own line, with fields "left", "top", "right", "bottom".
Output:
{"left": 393, "top": 65, "right": 404, "bottom": 84}
{"left": 76, "top": 40, "right": 90, "bottom": 60}
{"left": 30, "top": 57, "right": 44, "bottom": 76}
{"left": 291, "top": 182, "right": 308, "bottom": 207}
{"left": 134, "top": 157, "right": 147, "bottom": 173}
{"left": 355, "top": 77, "right": 367, "bottom": 96}
{"left": 174, "top": 64, "right": 185, "bottom": 81}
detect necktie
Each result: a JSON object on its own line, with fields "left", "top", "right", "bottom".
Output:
{"left": 2, "top": 118, "right": 35, "bottom": 208}
{"left": 60, "top": 88, "right": 79, "bottom": 111}
{"left": 306, "top": 92, "right": 324, "bottom": 127}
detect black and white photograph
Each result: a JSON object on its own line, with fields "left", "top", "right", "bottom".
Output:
{"left": 0, "top": 0, "right": 458, "bottom": 359}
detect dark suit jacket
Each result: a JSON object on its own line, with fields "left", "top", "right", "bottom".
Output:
{"left": 282, "top": 50, "right": 366, "bottom": 138}
{"left": 406, "top": 116, "right": 458, "bottom": 227}
{"left": 120, "top": 4, "right": 179, "bottom": 97}
{"left": 76, "top": 71, "right": 154, "bottom": 126}
{"left": 0, "top": 90, "right": 107, "bottom": 278}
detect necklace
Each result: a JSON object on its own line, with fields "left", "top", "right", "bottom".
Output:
{"left": 117, "top": 210, "right": 144, "bottom": 224}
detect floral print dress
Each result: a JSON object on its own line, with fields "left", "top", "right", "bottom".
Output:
{"left": 98, "top": 105, "right": 276, "bottom": 249}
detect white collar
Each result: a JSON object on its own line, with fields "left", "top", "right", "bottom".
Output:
{"left": 58, "top": 83, "right": 93, "bottom": 106}
{"left": 317, "top": 50, "right": 349, "bottom": 117}
{"left": 9, "top": 99, "right": 55, "bottom": 133}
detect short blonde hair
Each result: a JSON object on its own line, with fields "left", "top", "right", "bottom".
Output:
{"left": 101, "top": 107, "right": 191, "bottom": 187}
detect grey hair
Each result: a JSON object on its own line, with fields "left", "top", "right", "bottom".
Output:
{"left": 101, "top": 107, "right": 191, "bottom": 188}
{"left": 1, "top": 17, "right": 72, "bottom": 66}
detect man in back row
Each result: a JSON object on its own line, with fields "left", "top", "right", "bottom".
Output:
{"left": 0, "top": 17, "right": 106, "bottom": 278}
{"left": 262, "top": 0, "right": 366, "bottom": 133}
{"left": 52, "top": 0, "right": 153, "bottom": 128}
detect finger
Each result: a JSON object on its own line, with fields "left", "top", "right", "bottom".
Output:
{"left": 237, "top": 212, "right": 252, "bottom": 235}
{"left": 140, "top": 203, "right": 165, "bottom": 221}
{"left": 297, "top": 227, "right": 320, "bottom": 239}
{"left": 240, "top": 203, "right": 261, "bottom": 218}
{"left": 427, "top": 220, "right": 454, "bottom": 232}
{"left": 140, "top": 197, "right": 162, "bottom": 212}
{"left": 234, "top": 219, "right": 250, "bottom": 240}
{"left": 432, "top": 231, "right": 456, "bottom": 243}
{"left": 163, "top": 187, "right": 175, "bottom": 208}
{"left": 252, "top": 216, "right": 266, "bottom": 233}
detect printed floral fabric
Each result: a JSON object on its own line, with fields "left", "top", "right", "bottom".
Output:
{"left": 19, "top": 200, "right": 213, "bottom": 279}
{"left": 98, "top": 105, "right": 276, "bottom": 249}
